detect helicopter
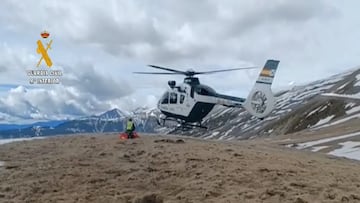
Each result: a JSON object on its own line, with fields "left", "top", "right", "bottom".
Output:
{"left": 134, "top": 59, "right": 280, "bottom": 129}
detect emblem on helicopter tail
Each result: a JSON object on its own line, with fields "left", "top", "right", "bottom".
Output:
{"left": 260, "top": 69, "right": 275, "bottom": 77}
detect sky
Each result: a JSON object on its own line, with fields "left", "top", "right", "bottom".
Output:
{"left": 0, "top": 0, "right": 360, "bottom": 123}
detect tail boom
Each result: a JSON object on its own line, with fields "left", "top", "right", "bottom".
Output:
{"left": 244, "top": 60, "right": 279, "bottom": 118}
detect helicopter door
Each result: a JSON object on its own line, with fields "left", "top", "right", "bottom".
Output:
{"left": 168, "top": 92, "right": 178, "bottom": 112}
{"left": 177, "top": 93, "right": 189, "bottom": 115}
{"left": 180, "top": 94, "right": 185, "bottom": 104}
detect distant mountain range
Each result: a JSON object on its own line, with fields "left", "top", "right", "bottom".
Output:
{"left": 0, "top": 120, "right": 66, "bottom": 131}
{"left": 0, "top": 107, "right": 162, "bottom": 139}
{"left": 1, "top": 67, "right": 359, "bottom": 140}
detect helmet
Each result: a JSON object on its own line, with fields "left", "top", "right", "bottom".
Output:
{"left": 128, "top": 118, "right": 133, "bottom": 121}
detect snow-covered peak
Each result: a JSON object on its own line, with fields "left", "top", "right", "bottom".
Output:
{"left": 98, "top": 108, "right": 129, "bottom": 120}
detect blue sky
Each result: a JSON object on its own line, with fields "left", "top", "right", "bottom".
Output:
{"left": 0, "top": 0, "right": 360, "bottom": 123}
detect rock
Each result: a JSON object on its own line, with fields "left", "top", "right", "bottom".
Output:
{"left": 351, "top": 194, "right": 360, "bottom": 200}
{"left": 290, "top": 182, "right": 307, "bottom": 188}
{"left": 175, "top": 139, "right": 185, "bottom": 143}
{"left": 295, "top": 197, "right": 308, "bottom": 203}
{"left": 325, "top": 193, "right": 336, "bottom": 200}
{"left": 233, "top": 153, "right": 243, "bottom": 157}
{"left": 154, "top": 139, "right": 184, "bottom": 144}
{"left": 133, "top": 193, "right": 163, "bottom": 203}
{"left": 341, "top": 196, "right": 350, "bottom": 202}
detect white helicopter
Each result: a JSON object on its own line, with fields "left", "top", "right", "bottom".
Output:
{"left": 134, "top": 59, "right": 280, "bottom": 129}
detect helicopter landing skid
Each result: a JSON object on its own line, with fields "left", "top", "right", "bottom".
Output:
{"left": 157, "top": 117, "right": 178, "bottom": 127}
{"left": 179, "top": 122, "right": 207, "bottom": 130}
{"left": 157, "top": 117, "right": 208, "bottom": 130}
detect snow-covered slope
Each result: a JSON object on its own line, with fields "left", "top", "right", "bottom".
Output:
{"left": 174, "top": 67, "right": 360, "bottom": 140}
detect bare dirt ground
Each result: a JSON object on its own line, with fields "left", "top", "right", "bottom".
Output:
{"left": 1, "top": 133, "right": 360, "bottom": 203}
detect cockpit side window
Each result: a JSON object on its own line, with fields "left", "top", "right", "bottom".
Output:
{"left": 170, "top": 92, "right": 177, "bottom": 104}
{"left": 195, "top": 86, "right": 214, "bottom": 96}
{"left": 180, "top": 94, "right": 185, "bottom": 104}
{"left": 161, "top": 92, "right": 169, "bottom": 104}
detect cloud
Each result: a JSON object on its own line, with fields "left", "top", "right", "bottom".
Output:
{"left": 61, "top": 63, "right": 133, "bottom": 100}
{"left": 226, "top": 0, "right": 336, "bottom": 34}
{"left": 0, "top": 0, "right": 338, "bottom": 65}
{"left": 0, "top": 41, "right": 135, "bottom": 121}
{"left": 0, "top": 65, "right": 7, "bottom": 73}
{"left": 0, "top": 83, "right": 158, "bottom": 122}
{"left": 0, "top": 0, "right": 359, "bottom": 123}
{"left": 0, "top": 43, "right": 35, "bottom": 72}
{"left": 0, "top": 85, "right": 110, "bottom": 121}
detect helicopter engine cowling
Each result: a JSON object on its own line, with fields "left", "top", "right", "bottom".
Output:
{"left": 168, "top": 80, "right": 176, "bottom": 88}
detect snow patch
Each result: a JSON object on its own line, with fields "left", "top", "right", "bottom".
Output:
{"left": 219, "top": 126, "right": 236, "bottom": 140}
{"left": 206, "top": 131, "right": 220, "bottom": 139}
{"left": 295, "top": 131, "right": 360, "bottom": 149}
{"left": 315, "top": 112, "right": 360, "bottom": 129}
{"left": 322, "top": 93, "right": 360, "bottom": 100}
{"left": 264, "top": 116, "right": 278, "bottom": 121}
{"left": 312, "top": 115, "right": 335, "bottom": 127}
{"left": 67, "top": 128, "right": 82, "bottom": 133}
{"left": 345, "top": 103, "right": 356, "bottom": 109}
{"left": 354, "top": 81, "right": 360, "bottom": 87}
{"left": 0, "top": 137, "right": 46, "bottom": 145}
{"left": 346, "top": 105, "right": 360, "bottom": 114}
{"left": 307, "top": 106, "right": 323, "bottom": 117}
{"left": 355, "top": 73, "right": 360, "bottom": 86}
{"left": 337, "top": 82, "right": 349, "bottom": 90}
{"left": 328, "top": 141, "right": 360, "bottom": 161}
{"left": 254, "top": 126, "right": 261, "bottom": 130}
{"left": 311, "top": 146, "right": 329, "bottom": 152}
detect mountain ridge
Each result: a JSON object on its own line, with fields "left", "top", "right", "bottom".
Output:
{"left": 0, "top": 67, "right": 359, "bottom": 139}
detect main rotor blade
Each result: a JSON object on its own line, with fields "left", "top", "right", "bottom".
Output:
{"left": 195, "top": 67, "right": 258, "bottom": 74}
{"left": 148, "top": 65, "right": 186, "bottom": 74}
{"left": 133, "top": 72, "right": 183, "bottom": 75}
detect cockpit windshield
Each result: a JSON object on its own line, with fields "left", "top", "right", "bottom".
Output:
{"left": 170, "top": 92, "right": 177, "bottom": 104}
{"left": 160, "top": 92, "right": 169, "bottom": 104}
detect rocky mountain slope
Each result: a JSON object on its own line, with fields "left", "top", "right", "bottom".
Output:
{"left": 175, "top": 67, "right": 360, "bottom": 140}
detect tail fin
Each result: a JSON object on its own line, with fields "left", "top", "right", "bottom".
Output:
{"left": 244, "top": 60, "right": 279, "bottom": 118}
